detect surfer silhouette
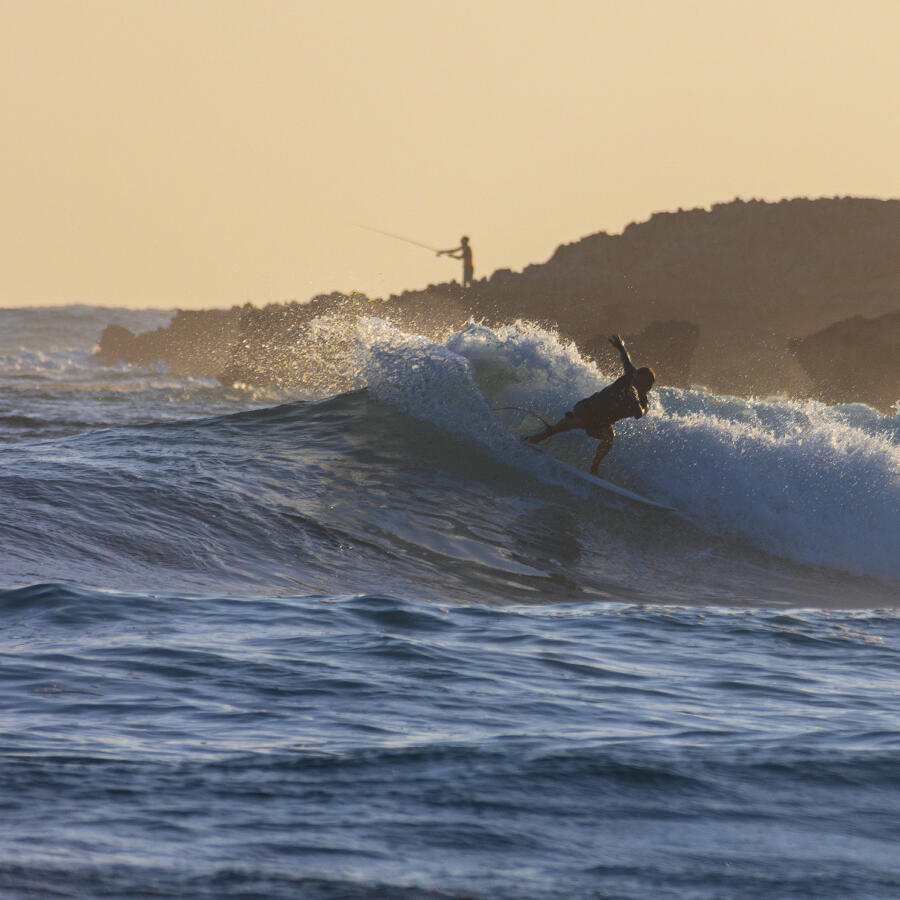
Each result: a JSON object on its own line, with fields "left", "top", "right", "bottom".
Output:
{"left": 437, "top": 236, "right": 474, "bottom": 287}
{"left": 526, "top": 335, "right": 655, "bottom": 474}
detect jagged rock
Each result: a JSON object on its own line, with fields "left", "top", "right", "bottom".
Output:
{"left": 96, "top": 308, "right": 243, "bottom": 374}
{"left": 789, "top": 311, "right": 900, "bottom": 412}
{"left": 95, "top": 324, "right": 138, "bottom": 364}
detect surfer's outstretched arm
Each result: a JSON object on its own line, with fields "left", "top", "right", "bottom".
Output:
{"left": 609, "top": 334, "right": 636, "bottom": 377}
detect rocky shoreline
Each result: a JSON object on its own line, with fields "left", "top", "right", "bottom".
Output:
{"left": 96, "top": 197, "right": 900, "bottom": 410}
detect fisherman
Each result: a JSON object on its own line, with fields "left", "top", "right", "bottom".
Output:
{"left": 437, "top": 236, "right": 474, "bottom": 288}
{"left": 526, "top": 335, "right": 655, "bottom": 474}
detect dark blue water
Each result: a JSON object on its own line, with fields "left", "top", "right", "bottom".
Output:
{"left": 2, "top": 307, "right": 899, "bottom": 898}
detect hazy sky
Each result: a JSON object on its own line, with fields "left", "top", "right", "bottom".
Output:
{"left": 2, "top": 0, "right": 899, "bottom": 308}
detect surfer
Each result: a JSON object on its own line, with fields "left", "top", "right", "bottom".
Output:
{"left": 526, "top": 335, "right": 655, "bottom": 474}
{"left": 437, "top": 236, "right": 474, "bottom": 288}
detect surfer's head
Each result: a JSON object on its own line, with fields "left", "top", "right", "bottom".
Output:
{"left": 461, "top": 236, "right": 469, "bottom": 245}
{"left": 634, "top": 367, "right": 655, "bottom": 394}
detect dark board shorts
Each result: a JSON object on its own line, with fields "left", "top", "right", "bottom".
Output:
{"left": 583, "top": 420, "right": 614, "bottom": 440}
{"left": 567, "top": 408, "right": 613, "bottom": 440}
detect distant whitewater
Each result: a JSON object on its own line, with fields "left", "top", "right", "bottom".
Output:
{"left": 2, "top": 306, "right": 899, "bottom": 900}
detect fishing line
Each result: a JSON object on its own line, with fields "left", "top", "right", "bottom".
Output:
{"left": 350, "top": 223, "right": 439, "bottom": 253}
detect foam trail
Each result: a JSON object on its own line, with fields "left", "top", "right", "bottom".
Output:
{"left": 630, "top": 406, "right": 900, "bottom": 579}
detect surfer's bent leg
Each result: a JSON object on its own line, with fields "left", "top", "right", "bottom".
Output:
{"left": 526, "top": 413, "right": 584, "bottom": 444}
{"left": 589, "top": 424, "right": 615, "bottom": 474}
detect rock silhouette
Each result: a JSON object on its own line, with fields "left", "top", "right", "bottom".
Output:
{"left": 97, "top": 309, "right": 241, "bottom": 374}
{"left": 790, "top": 311, "right": 900, "bottom": 412}
{"left": 96, "top": 197, "right": 900, "bottom": 406}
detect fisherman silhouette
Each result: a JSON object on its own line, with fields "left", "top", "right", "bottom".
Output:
{"left": 437, "top": 236, "right": 474, "bottom": 288}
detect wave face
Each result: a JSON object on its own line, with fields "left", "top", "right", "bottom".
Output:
{"left": 2, "top": 306, "right": 900, "bottom": 899}
{"left": 357, "top": 316, "right": 900, "bottom": 585}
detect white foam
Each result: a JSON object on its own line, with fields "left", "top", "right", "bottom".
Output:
{"left": 354, "top": 318, "right": 900, "bottom": 581}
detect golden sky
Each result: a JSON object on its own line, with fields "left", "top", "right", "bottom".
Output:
{"left": 2, "top": 0, "right": 898, "bottom": 308}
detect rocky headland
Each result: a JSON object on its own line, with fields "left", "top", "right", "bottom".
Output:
{"left": 96, "top": 197, "right": 900, "bottom": 409}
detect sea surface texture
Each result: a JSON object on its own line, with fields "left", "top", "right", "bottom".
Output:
{"left": 2, "top": 306, "right": 899, "bottom": 899}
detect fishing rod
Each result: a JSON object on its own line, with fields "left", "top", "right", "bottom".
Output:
{"left": 350, "top": 223, "right": 439, "bottom": 253}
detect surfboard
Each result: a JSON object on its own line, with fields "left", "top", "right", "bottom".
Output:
{"left": 525, "top": 444, "right": 674, "bottom": 511}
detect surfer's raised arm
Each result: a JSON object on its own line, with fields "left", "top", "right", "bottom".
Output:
{"left": 609, "top": 334, "right": 636, "bottom": 377}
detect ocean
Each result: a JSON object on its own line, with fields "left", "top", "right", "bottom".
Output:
{"left": 2, "top": 305, "right": 899, "bottom": 899}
